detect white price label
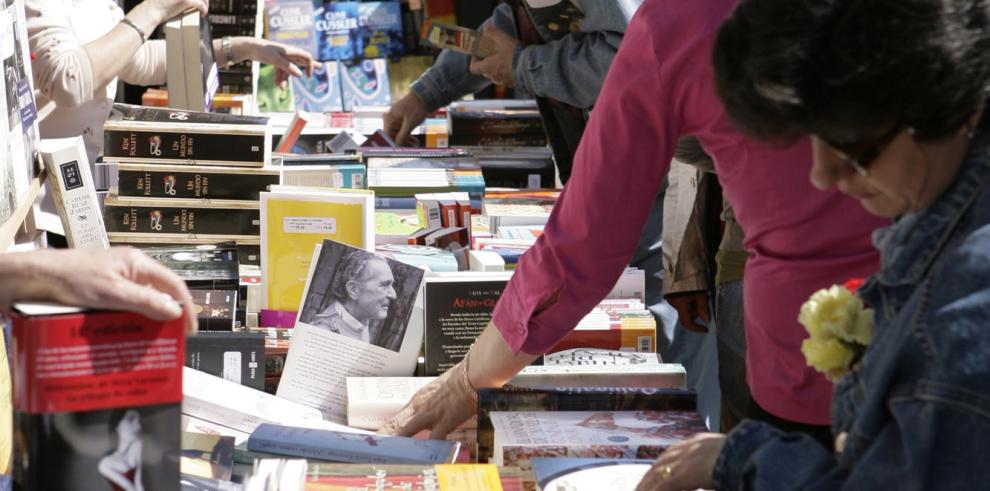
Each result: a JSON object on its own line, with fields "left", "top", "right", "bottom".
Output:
{"left": 283, "top": 216, "right": 337, "bottom": 234}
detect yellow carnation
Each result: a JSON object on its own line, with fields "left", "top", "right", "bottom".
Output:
{"left": 801, "top": 337, "right": 855, "bottom": 380}
{"left": 798, "top": 284, "right": 875, "bottom": 380}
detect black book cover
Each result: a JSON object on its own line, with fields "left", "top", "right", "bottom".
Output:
{"left": 137, "top": 242, "right": 240, "bottom": 290}
{"left": 479, "top": 160, "right": 556, "bottom": 189}
{"left": 215, "top": 70, "right": 254, "bottom": 84}
{"left": 208, "top": 0, "right": 258, "bottom": 15}
{"left": 449, "top": 110, "right": 545, "bottom": 135}
{"left": 117, "top": 165, "right": 278, "bottom": 200}
{"left": 206, "top": 13, "right": 257, "bottom": 26}
{"left": 11, "top": 307, "right": 185, "bottom": 490}
{"left": 449, "top": 133, "right": 548, "bottom": 147}
{"left": 423, "top": 278, "right": 508, "bottom": 376}
{"left": 103, "top": 104, "right": 268, "bottom": 165}
{"left": 211, "top": 25, "right": 259, "bottom": 37}
{"left": 190, "top": 289, "right": 238, "bottom": 331}
{"left": 104, "top": 202, "right": 260, "bottom": 236}
{"left": 477, "top": 387, "right": 697, "bottom": 463}
{"left": 186, "top": 331, "right": 265, "bottom": 390}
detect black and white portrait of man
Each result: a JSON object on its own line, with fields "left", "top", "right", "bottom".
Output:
{"left": 299, "top": 240, "right": 424, "bottom": 352}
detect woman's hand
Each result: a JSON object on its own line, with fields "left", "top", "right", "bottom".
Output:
{"left": 230, "top": 38, "right": 316, "bottom": 85}
{"left": 635, "top": 433, "right": 726, "bottom": 491}
{"left": 378, "top": 359, "right": 477, "bottom": 439}
{"left": 0, "top": 248, "right": 197, "bottom": 334}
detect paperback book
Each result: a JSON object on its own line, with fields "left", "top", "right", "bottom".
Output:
{"left": 137, "top": 242, "right": 240, "bottom": 290}
{"left": 115, "top": 164, "right": 279, "bottom": 201}
{"left": 248, "top": 423, "right": 459, "bottom": 465}
{"left": 11, "top": 304, "right": 185, "bottom": 490}
{"left": 314, "top": 0, "right": 360, "bottom": 60}
{"left": 358, "top": 1, "right": 403, "bottom": 58}
{"left": 103, "top": 195, "right": 261, "bottom": 237}
{"left": 491, "top": 410, "right": 707, "bottom": 466}
{"left": 339, "top": 58, "right": 390, "bottom": 111}
{"left": 38, "top": 137, "right": 109, "bottom": 249}
{"left": 185, "top": 331, "right": 263, "bottom": 390}
{"left": 531, "top": 458, "right": 653, "bottom": 491}
{"left": 276, "top": 240, "right": 425, "bottom": 422}
{"left": 422, "top": 273, "right": 510, "bottom": 375}
{"left": 290, "top": 61, "right": 343, "bottom": 112}
{"left": 189, "top": 289, "right": 238, "bottom": 330}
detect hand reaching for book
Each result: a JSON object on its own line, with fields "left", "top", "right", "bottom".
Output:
{"left": 378, "top": 359, "right": 476, "bottom": 439}
{"left": 383, "top": 92, "right": 429, "bottom": 147}
{"left": 0, "top": 248, "right": 197, "bottom": 334}
{"left": 229, "top": 38, "right": 316, "bottom": 86}
{"left": 635, "top": 433, "right": 725, "bottom": 491}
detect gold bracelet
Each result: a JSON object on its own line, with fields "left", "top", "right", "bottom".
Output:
{"left": 461, "top": 347, "right": 480, "bottom": 402}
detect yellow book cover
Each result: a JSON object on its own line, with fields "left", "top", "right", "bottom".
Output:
{"left": 261, "top": 188, "right": 374, "bottom": 313}
{"left": 435, "top": 464, "right": 503, "bottom": 491}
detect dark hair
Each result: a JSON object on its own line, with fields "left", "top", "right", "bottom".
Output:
{"left": 712, "top": 0, "right": 990, "bottom": 144}
{"left": 330, "top": 251, "right": 385, "bottom": 302}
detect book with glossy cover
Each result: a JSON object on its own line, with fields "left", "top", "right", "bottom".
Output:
{"left": 265, "top": 0, "right": 317, "bottom": 58}
{"left": 291, "top": 61, "right": 343, "bottom": 112}
{"left": 115, "top": 163, "right": 279, "bottom": 201}
{"left": 531, "top": 458, "right": 653, "bottom": 491}
{"left": 248, "top": 423, "right": 459, "bottom": 464}
{"left": 303, "top": 463, "right": 525, "bottom": 491}
{"left": 358, "top": 1, "right": 403, "bottom": 58}
{"left": 477, "top": 387, "right": 697, "bottom": 463}
{"left": 137, "top": 242, "right": 240, "bottom": 290}
{"left": 186, "top": 331, "right": 263, "bottom": 390}
{"left": 103, "top": 104, "right": 271, "bottom": 166}
{"left": 491, "top": 410, "right": 707, "bottom": 467}
{"left": 189, "top": 289, "right": 238, "bottom": 331}
{"left": 11, "top": 304, "right": 185, "bottom": 490}
{"left": 339, "top": 58, "right": 390, "bottom": 111}
{"left": 422, "top": 274, "right": 510, "bottom": 375}
{"left": 103, "top": 195, "right": 260, "bottom": 237}
{"left": 314, "top": 1, "right": 359, "bottom": 60}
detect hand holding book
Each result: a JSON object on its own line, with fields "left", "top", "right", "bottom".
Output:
{"left": 223, "top": 37, "right": 316, "bottom": 86}
{"left": 0, "top": 248, "right": 197, "bottom": 333}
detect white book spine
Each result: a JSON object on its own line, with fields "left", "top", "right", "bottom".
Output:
{"left": 39, "top": 137, "right": 109, "bottom": 249}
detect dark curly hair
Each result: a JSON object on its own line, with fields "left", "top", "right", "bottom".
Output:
{"left": 712, "top": 0, "right": 990, "bottom": 145}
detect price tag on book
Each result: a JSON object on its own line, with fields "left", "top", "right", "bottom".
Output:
{"left": 283, "top": 216, "right": 337, "bottom": 234}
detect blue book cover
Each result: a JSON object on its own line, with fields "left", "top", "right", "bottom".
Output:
{"left": 335, "top": 163, "right": 366, "bottom": 189}
{"left": 358, "top": 1, "right": 403, "bottom": 58}
{"left": 247, "top": 424, "right": 460, "bottom": 464}
{"left": 266, "top": 0, "right": 318, "bottom": 59}
{"left": 339, "top": 58, "right": 391, "bottom": 111}
{"left": 291, "top": 61, "right": 343, "bottom": 112}
{"left": 314, "top": 1, "right": 360, "bottom": 61}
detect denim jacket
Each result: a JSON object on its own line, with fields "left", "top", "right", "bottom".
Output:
{"left": 410, "top": 0, "right": 642, "bottom": 112}
{"left": 712, "top": 133, "right": 990, "bottom": 490}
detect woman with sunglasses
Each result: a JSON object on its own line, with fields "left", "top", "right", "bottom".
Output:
{"left": 640, "top": 0, "right": 990, "bottom": 489}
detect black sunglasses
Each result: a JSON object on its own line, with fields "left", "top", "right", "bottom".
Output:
{"left": 818, "top": 125, "right": 903, "bottom": 176}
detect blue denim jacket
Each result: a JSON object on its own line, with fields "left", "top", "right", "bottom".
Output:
{"left": 410, "top": 1, "right": 642, "bottom": 112}
{"left": 712, "top": 133, "right": 990, "bottom": 490}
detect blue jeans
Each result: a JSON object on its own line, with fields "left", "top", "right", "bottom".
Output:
{"left": 716, "top": 280, "right": 750, "bottom": 432}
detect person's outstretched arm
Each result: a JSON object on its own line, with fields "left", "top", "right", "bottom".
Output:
{"left": 380, "top": 4, "right": 679, "bottom": 438}
{"left": 0, "top": 248, "right": 196, "bottom": 333}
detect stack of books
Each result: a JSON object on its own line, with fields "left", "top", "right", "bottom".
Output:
{"left": 209, "top": 0, "right": 264, "bottom": 96}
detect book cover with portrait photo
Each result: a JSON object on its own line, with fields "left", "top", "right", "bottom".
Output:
{"left": 276, "top": 239, "right": 425, "bottom": 423}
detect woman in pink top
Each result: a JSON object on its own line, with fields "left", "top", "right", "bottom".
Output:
{"left": 382, "top": 0, "right": 887, "bottom": 443}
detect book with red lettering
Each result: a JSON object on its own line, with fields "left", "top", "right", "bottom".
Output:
{"left": 10, "top": 303, "right": 186, "bottom": 490}
{"left": 421, "top": 273, "right": 511, "bottom": 376}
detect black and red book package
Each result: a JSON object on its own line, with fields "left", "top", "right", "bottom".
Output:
{"left": 11, "top": 304, "right": 185, "bottom": 490}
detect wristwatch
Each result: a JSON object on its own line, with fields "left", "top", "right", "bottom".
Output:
{"left": 221, "top": 36, "right": 234, "bottom": 67}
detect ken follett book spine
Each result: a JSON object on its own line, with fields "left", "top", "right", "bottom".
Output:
{"left": 116, "top": 165, "right": 279, "bottom": 200}
{"left": 104, "top": 201, "right": 260, "bottom": 236}
{"left": 11, "top": 309, "right": 185, "bottom": 490}
{"left": 103, "top": 129, "right": 267, "bottom": 165}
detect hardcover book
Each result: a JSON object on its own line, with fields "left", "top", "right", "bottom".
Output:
{"left": 260, "top": 186, "right": 374, "bottom": 313}
{"left": 314, "top": 1, "right": 360, "bottom": 61}
{"left": 358, "top": 1, "right": 403, "bottom": 58}
{"left": 339, "top": 58, "right": 390, "bottom": 111}
{"left": 510, "top": 357, "right": 687, "bottom": 390}
{"left": 290, "top": 61, "right": 343, "bottom": 112}
{"left": 186, "top": 331, "right": 264, "bottom": 390}
{"left": 181, "top": 10, "right": 220, "bottom": 112}
{"left": 115, "top": 163, "right": 279, "bottom": 201}
{"left": 248, "top": 423, "right": 460, "bottom": 465}
{"left": 422, "top": 274, "right": 510, "bottom": 375}
{"left": 38, "top": 137, "right": 110, "bottom": 249}
{"left": 491, "top": 410, "right": 707, "bottom": 467}
{"left": 103, "top": 104, "right": 271, "bottom": 167}
{"left": 137, "top": 242, "right": 240, "bottom": 290}
{"left": 103, "top": 195, "right": 261, "bottom": 237}
{"left": 11, "top": 304, "right": 185, "bottom": 490}
{"left": 477, "top": 387, "right": 697, "bottom": 463}
{"left": 266, "top": 0, "right": 318, "bottom": 59}
{"left": 531, "top": 458, "right": 653, "bottom": 491}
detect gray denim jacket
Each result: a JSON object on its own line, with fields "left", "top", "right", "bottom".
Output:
{"left": 713, "top": 132, "right": 990, "bottom": 489}
{"left": 410, "top": 0, "right": 642, "bottom": 112}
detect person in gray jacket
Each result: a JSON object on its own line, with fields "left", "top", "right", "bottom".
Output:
{"left": 384, "top": 0, "right": 641, "bottom": 182}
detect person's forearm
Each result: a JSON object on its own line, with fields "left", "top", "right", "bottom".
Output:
{"left": 214, "top": 36, "right": 254, "bottom": 68}
{"left": 465, "top": 321, "right": 541, "bottom": 389}
{"left": 82, "top": 3, "right": 162, "bottom": 92}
